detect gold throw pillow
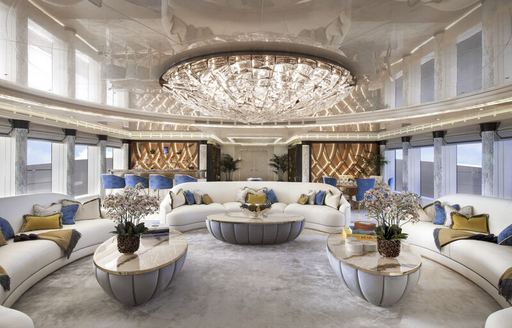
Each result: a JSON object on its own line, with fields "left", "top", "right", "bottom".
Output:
{"left": 0, "top": 231, "right": 6, "bottom": 246}
{"left": 297, "top": 194, "right": 309, "bottom": 205}
{"left": 20, "top": 213, "right": 62, "bottom": 232}
{"left": 246, "top": 193, "right": 267, "bottom": 204}
{"left": 202, "top": 194, "right": 213, "bottom": 205}
{"left": 451, "top": 212, "right": 489, "bottom": 233}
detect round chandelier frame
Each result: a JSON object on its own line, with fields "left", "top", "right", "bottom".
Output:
{"left": 159, "top": 51, "right": 355, "bottom": 123}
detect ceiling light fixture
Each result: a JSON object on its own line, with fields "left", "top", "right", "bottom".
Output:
{"left": 160, "top": 52, "right": 355, "bottom": 123}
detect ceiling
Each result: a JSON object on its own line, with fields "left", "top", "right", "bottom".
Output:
{"left": 2, "top": 0, "right": 510, "bottom": 145}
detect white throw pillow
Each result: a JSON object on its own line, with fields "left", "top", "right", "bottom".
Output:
{"left": 33, "top": 203, "right": 62, "bottom": 216}
{"left": 307, "top": 190, "right": 316, "bottom": 205}
{"left": 324, "top": 190, "right": 341, "bottom": 209}
{"left": 444, "top": 204, "right": 474, "bottom": 227}
{"left": 62, "top": 198, "right": 101, "bottom": 220}
{"left": 170, "top": 189, "right": 186, "bottom": 209}
{"left": 193, "top": 191, "right": 203, "bottom": 205}
{"left": 416, "top": 207, "right": 432, "bottom": 222}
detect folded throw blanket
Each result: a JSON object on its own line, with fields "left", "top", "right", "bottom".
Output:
{"left": 0, "top": 265, "right": 9, "bottom": 291}
{"left": 433, "top": 228, "right": 496, "bottom": 251}
{"left": 14, "top": 229, "right": 81, "bottom": 259}
{"left": 499, "top": 268, "right": 512, "bottom": 302}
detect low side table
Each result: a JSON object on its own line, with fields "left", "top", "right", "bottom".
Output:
{"left": 326, "top": 234, "right": 421, "bottom": 307}
{"left": 93, "top": 231, "right": 188, "bottom": 306}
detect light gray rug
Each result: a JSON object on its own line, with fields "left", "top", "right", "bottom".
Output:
{"left": 14, "top": 230, "right": 499, "bottom": 328}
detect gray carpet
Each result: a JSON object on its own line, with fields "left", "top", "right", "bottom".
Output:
{"left": 14, "top": 230, "right": 499, "bottom": 328}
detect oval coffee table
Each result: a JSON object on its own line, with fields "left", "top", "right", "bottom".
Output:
{"left": 326, "top": 234, "right": 421, "bottom": 307}
{"left": 93, "top": 231, "right": 188, "bottom": 306}
{"left": 206, "top": 212, "right": 304, "bottom": 245}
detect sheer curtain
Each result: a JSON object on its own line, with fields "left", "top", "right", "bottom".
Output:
{"left": 0, "top": 2, "right": 16, "bottom": 82}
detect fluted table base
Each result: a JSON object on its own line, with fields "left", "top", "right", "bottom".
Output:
{"left": 326, "top": 247, "right": 420, "bottom": 307}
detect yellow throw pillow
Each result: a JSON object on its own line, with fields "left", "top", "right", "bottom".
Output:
{"left": 451, "top": 212, "right": 489, "bottom": 233}
{"left": 20, "top": 213, "right": 62, "bottom": 232}
{"left": 246, "top": 192, "right": 267, "bottom": 204}
{"left": 297, "top": 194, "right": 309, "bottom": 205}
{"left": 202, "top": 194, "right": 213, "bottom": 205}
{"left": 0, "top": 231, "right": 6, "bottom": 246}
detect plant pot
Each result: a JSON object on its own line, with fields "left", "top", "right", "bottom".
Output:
{"left": 117, "top": 234, "right": 140, "bottom": 254}
{"left": 377, "top": 238, "right": 401, "bottom": 258}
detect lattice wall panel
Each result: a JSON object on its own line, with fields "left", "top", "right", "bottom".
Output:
{"left": 130, "top": 141, "right": 199, "bottom": 170}
{"left": 310, "top": 142, "right": 379, "bottom": 182}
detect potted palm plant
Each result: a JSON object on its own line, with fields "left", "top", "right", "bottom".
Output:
{"left": 103, "top": 184, "right": 160, "bottom": 254}
{"left": 363, "top": 185, "right": 420, "bottom": 257}
{"left": 269, "top": 154, "right": 288, "bottom": 181}
{"left": 220, "top": 154, "right": 241, "bottom": 181}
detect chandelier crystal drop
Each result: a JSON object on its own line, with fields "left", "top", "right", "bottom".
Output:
{"left": 160, "top": 53, "right": 355, "bottom": 123}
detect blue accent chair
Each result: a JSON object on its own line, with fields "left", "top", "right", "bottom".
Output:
{"left": 175, "top": 175, "right": 197, "bottom": 185}
{"left": 322, "top": 176, "right": 337, "bottom": 187}
{"left": 149, "top": 174, "right": 173, "bottom": 190}
{"left": 355, "top": 178, "right": 376, "bottom": 207}
{"left": 101, "top": 174, "right": 125, "bottom": 190}
{"left": 388, "top": 177, "right": 395, "bottom": 190}
{"left": 125, "top": 174, "right": 149, "bottom": 188}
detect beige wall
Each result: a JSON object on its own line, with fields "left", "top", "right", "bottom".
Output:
{"left": 220, "top": 145, "right": 287, "bottom": 181}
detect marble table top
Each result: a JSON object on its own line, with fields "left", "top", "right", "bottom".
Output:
{"left": 93, "top": 231, "right": 188, "bottom": 276}
{"left": 327, "top": 234, "right": 422, "bottom": 276}
{"left": 207, "top": 212, "right": 304, "bottom": 224}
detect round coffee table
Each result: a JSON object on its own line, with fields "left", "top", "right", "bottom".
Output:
{"left": 326, "top": 234, "right": 421, "bottom": 307}
{"left": 206, "top": 212, "right": 304, "bottom": 245}
{"left": 93, "top": 231, "right": 188, "bottom": 306}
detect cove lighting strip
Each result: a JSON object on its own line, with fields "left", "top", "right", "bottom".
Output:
{"left": 28, "top": 0, "right": 99, "bottom": 53}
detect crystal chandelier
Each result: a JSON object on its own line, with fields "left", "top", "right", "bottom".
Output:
{"left": 159, "top": 52, "right": 355, "bottom": 123}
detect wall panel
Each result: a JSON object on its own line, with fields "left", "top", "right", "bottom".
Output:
{"left": 129, "top": 141, "right": 199, "bottom": 170}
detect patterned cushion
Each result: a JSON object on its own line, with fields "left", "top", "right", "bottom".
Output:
{"left": 61, "top": 198, "right": 101, "bottom": 220}
{"left": 20, "top": 213, "right": 62, "bottom": 232}
{"left": 33, "top": 203, "right": 62, "bottom": 216}
{"left": 451, "top": 213, "right": 489, "bottom": 233}
{"left": 0, "top": 217, "right": 14, "bottom": 240}
{"left": 61, "top": 204, "right": 80, "bottom": 225}
{"left": 315, "top": 190, "right": 327, "bottom": 205}
{"left": 498, "top": 224, "right": 512, "bottom": 246}
{"left": 170, "top": 189, "right": 186, "bottom": 209}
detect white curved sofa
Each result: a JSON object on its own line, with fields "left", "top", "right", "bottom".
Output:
{"left": 160, "top": 181, "right": 351, "bottom": 233}
{"left": 0, "top": 193, "right": 114, "bottom": 312}
{"left": 402, "top": 194, "right": 512, "bottom": 308}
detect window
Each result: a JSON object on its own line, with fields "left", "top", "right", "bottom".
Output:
{"left": 395, "top": 149, "right": 403, "bottom": 191}
{"left": 75, "top": 50, "right": 100, "bottom": 102}
{"left": 456, "top": 143, "right": 482, "bottom": 195}
{"left": 394, "top": 76, "right": 403, "bottom": 108}
{"left": 457, "top": 31, "right": 482, "bottom": 95}
{"left": 26, "top": 139, "right": 52, "bottom": 193}
{"left": 106, "top": 147, "right": 113, "bottom": 172}
{"left": 420, "top": 147, "right": 434, "bottom": 198}
{"left": 28, "top": 20, "right": 54, "bottom": 92}
{"left": 0, "top": 2, "right": 15, "bottom": 81}
{"left": 420, "top": 58, "right": 435, "bottom": 103}
{"left": 74, "top": 145, "right": 89, "bottom": 195}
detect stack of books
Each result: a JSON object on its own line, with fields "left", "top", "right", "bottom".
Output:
{"left": 142, "top": 227, "right": 170, "bottom": 238}
{"left": 347, "top": 221, "right": 377, "bottom": 240}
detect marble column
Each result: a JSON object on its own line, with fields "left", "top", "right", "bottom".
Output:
{"left": 199, "top": 143, "right": 207, "bottom": 179}
{"left": 65, "top": 27, "right": 76, "bottom": 99}
{"left": 482, "top": 0, "right": 498, "bottom": 89}
{"left": 433, "top": 31, "right": 446, "bottom": 101}
{"left": 402, "top": 55, "right": 411, "bottom": 106}
{"left": 11, "top": 125, "right": 28, "bottom": 195}
{"left": 64, "top": 130, "right": 76, "bottom": 196}
{"left": 301, "top": 144, "right": 310, "bottom": 182}
{"left": 433, "top": 131, "right": 445, "bottom": 199}
{"left": 481, "top": 123, "right": 498, "bottom": 197}
{"left": 98, "top": 136, "right": 107, "bottom": 198}
{"left": 402, "top": 137, "right": 411, "bottom": 192}
{"left": 379, "top": 141, "right": 386, "bottom": 177}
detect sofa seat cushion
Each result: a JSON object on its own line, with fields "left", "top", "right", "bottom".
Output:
{"left": 167, "top": 204, "right": 226, "bottom": 227}
{"left": 269, "top": 202, "right": 287, "bottom": 214}
{"left": 284, "top": 204, "right": 343, "bottom": 228}
{"left": 449, "top": 240, "right": 512, "bottom": 288}
{"left": 223, "top": 202, "right": 242, "bottom": 213}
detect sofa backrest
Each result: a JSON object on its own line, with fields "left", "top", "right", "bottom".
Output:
{"left": 439, "top": 194, "right": 512, "bottom": 235}
{"left": 168, "top": 181, "right": 340, "bottom": 205}
{"left": 0, "top": 193, "right": 70, "bottom": 233}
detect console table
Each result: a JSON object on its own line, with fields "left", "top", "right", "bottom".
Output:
{"left": 206, "top": 213, "right": 304, "bottom": 245}
{"left": 93, "top": 231, "right": 188, "bottom": 306}
{"left": 326, "top": 234, "right": 421, "bottom": 307}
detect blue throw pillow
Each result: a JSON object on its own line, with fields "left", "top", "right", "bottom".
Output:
{"left": 433, "top": 202, "right": 446, "bottom": 225}
{"left": 315, "top": 190, "right": 327, "bottom": 205}
{"left": 498, "top": 224, "right": 512, "bottom": 246}
{"left": 183, "top": 190, "right": 196, "bottom": 205}
{"left": 0, "top": 217, "right": 14, "bottom": 240}
{"left": 61, "top": 204, "right": 80, "bottom": 225}
{"left": 265, "top": 189, "right": 278, "bottom": 204}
